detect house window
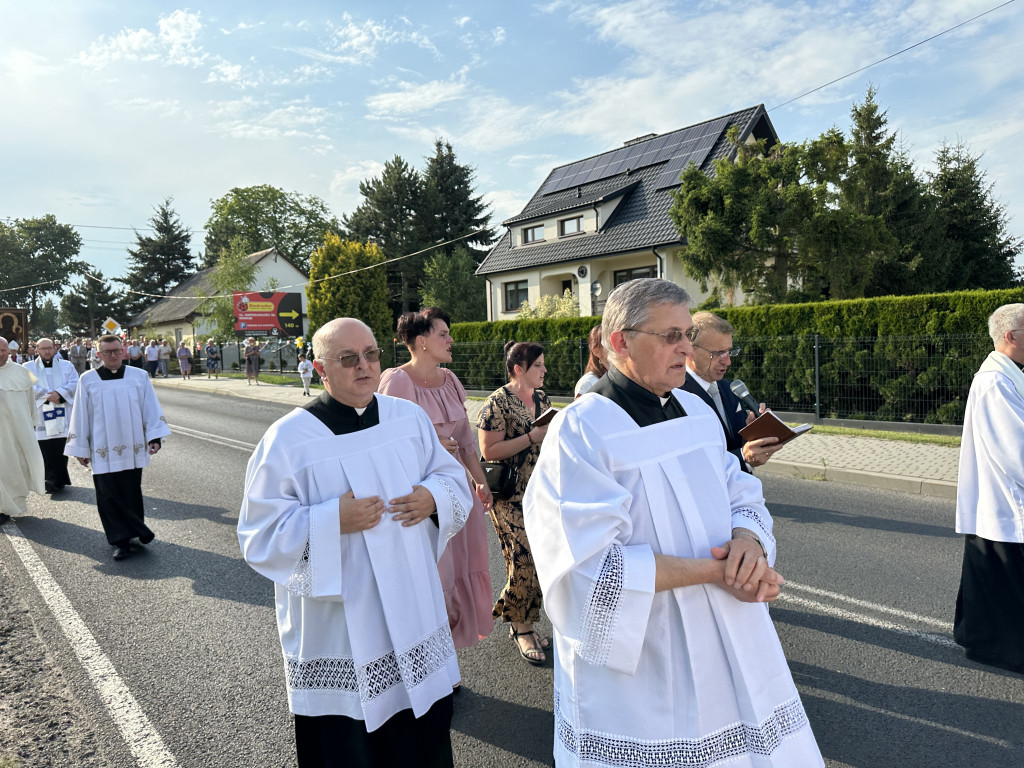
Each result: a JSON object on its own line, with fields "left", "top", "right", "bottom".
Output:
{"left": 613, "top": 266, "right": 657, "bottom": 286}
{"left": 504, "top": 280, "right": 529, "bottom": 312}
{"left": 559, "top": 216, "right": 583, "bottom": 236}
{"left": 522, "top": 225, "right": 544, "bottom": 244}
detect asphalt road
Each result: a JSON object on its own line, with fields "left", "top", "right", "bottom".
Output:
{"left": 2, "top": 387, "right": 1022, "bottom": 767}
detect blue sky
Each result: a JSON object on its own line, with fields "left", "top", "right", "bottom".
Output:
{"left": 2, "top": 0, "right": 1022, "bottom": 283}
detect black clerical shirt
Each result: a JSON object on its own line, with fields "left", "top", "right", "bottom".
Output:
{"left": 96, "top": 364, "right": 126, "bottom": 380}
{"left": 590, "top": 365, "right": 687, "bottom": 427}
{"left": 304, "top": 390, "right": 380, "bottom": 435}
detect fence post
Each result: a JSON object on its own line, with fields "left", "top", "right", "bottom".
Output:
{"left": 814, "top": 334, "right": 821, "bottom": 423}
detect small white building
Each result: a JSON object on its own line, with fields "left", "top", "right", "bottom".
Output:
{"left": 476, "top": 104, "right": 779, "bottom": 319}
{"left": 126, "top": 247, "right": 309, "bottom": 345}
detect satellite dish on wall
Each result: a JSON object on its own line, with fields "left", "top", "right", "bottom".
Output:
{"left": 591, "top": 280, "right": 603, "bottom": 297}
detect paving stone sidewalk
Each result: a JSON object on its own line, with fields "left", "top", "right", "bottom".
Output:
{"left": 153, "top": 375, "right": 960, "bottom": 499}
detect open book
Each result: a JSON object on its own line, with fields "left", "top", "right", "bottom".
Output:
{"left": 737, "top": 410, "right": 812, "bottom": 447}
{"left": 531, "top": 407, "right": 560, "bottom": 428}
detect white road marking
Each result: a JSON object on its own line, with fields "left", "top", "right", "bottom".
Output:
{"left": 167, "top": 423, "right": 257, "bottom": 453}
{"left": 1, "top": 518, "right": 179, "bottom": 767}
{"left": 785, "top": 581, "right": 953, "bottom": 631}
{"left": 797, "top": 686, "right": 1011, "bottom": 748}
{"left": 779, "top": 584, "right": 957, "bottom": 649}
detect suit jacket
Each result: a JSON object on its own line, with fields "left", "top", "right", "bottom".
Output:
{"left": 680, "top": 375, "right": 751, "bottom": 473}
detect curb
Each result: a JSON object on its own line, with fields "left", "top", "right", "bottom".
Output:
{"left": 757, "top": 459, "right": 957, "bottom": 500}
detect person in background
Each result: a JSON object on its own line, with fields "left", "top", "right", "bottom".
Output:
{"left": 87, "top": 340, "right": 100, "bottom": 370}
{"left": 127, "top": 338, "right": 144, "bottom": 369}
{"left": 523, "top": 278, "right": 822, "bottom": 768}
{"left": 681, "top": 311, "right": 780, "bottom": 472}
{"left": 0, "top": 337, "right": 44, "bottom": 523}
{"left": 379, "top": 308, "right": 494, "bottom": 653}
{"left": 23, "top": 338, "right": 79, "bottom": 493}
{"left": 157, "top": 339, "right": 172, "bottom": 377}
{"left": 238, "top": 317, "right": 471, "bottom": 768}
{"left": 65, "top": 335, "right": 170, "bottom": 561}
{"left": 477, "top": 341, "right": 551, "bottom": 665}
{"left": 177, "top": 341, "right": 193, "bottom": 380}
{"left": 244, "top": 337, "right": 264, "bottom": 386}
{"left": 296, "top": 353, "right": 314, "bottom": 396}
{"left": 574, "top": 324, "right": 608, "bottom": 398}
{"left": 144, "top": 339, "right": 160, "bottom": 378}
{"left": 69, "top": 337, "right": 89, "bottom": 374}
{"left": 954, "top": 303, "right": 1024, "bottom": 674}
{"left": 205, "top": 339, "right": 220, "bottom": 380}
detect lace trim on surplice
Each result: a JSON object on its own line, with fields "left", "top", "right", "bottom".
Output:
{"left": 286, "top": 540, "right": 313, "bottom": 597}
{"left": 438, "top": 476, "right": 469, "bottom": 544}
{"left": 284, "top": 624, "right": 455, "bottom": 704}
{"left": 577, "top": 543, "right": 625, "bottom": 667}
{"left": 732, "top": 506, "right": 776, "bottom": 560}
{"left": 556, "top": 690, "right": 810, "bottom": 767}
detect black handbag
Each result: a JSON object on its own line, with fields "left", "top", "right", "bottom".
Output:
{"left": 481, "top": 449, "right": 528, "bottom": 501}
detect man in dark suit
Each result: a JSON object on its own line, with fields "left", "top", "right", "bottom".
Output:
{"left": 681, "top": 312, "right": 783, "bottom": 472}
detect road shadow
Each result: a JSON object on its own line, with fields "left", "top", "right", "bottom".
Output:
{"left": 770, "top": 501, "right": 955, "bottom": 540}
{"left": 451, "top": 687, "right": 554, "bottom": 765}
{"left": 793, "top": 661, "right": 1024, "bottom": 767}
{"left": 13, "top": 515, "right": 272, "bottom": 607}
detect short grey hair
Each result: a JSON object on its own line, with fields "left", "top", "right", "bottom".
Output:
{"left": 602, "top": 278, "right": 690, "bottom": 362}
{"left": 988, "top": 303, "right": 1024, "bottom": 346}
{"left": 689, "top": 312, "right": 735, "bottom": 342}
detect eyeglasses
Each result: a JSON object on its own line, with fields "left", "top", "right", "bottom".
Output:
{"left": 98, "top": 349, "right": 123, "bottom": 356}
{"left": 319, "top": 349, "right": 382, "bottom": 368}
{"left": 623, "top": 327, "right": 688, "bottom": 345}
{"left": 693, "top": 344, "right": 741, "bottom": 359}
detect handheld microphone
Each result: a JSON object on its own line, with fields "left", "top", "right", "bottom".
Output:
{"left": 730, "top": 379, "right": 761, "bottom": 413}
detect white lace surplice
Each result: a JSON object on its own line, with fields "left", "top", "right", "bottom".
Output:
{"left": 238, "top": 396, "right": 472, "bottom": 731}
{"left": 524, "top": 390, "right": 823, "bottom": 768}
{"left": 64, "top": 366, "right": 170, "bottom": 474}
{"left": 23, "top": 358, "right": 79, "bottom": 440}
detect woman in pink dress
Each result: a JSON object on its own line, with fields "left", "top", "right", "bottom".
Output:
{"left": 378, "top": 307, "right": 494, "bottom": 649}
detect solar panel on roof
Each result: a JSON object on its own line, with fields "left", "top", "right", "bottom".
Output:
{"left": 536, "top": 115, "right": 738, "bottom": 196}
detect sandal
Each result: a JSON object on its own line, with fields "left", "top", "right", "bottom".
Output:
{"left": 510, "top": 626, "right": 546, "bottom": 666}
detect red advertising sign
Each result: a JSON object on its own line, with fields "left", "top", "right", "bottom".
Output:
{"left": 233, "top": 292, "right": 303, "bottom": 337}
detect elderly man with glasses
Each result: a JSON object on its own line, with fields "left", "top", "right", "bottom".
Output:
{"left": 681, "top": 311, "right": 781, "bottom": 472}
{"left": 524, "top": 279, "right": 822, "bottom": 768}
{"left": 238, "top": 317, "right": 473, "bottom": 768}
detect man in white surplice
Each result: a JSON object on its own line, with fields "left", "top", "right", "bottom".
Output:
{"left": 23, "top": 337, "right": 79, "bottom": 493}
{"left": 954, "top": 303, "right": 1024, "bottom": 674}
{"left": 64, "top": 334, "right": 170, "bottom": 561}
{"left": 524, "top": 279, "right": 823, "bottom": 768}
{"left": 238, "top": 318, "right": 472, "bottom": 768}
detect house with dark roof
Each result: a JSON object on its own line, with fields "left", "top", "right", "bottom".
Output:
{"left": 476, "top": 105, "right": 778, "bottom": 319}
{"left": 126, "top": 247, "right": 309, "bottom": 344}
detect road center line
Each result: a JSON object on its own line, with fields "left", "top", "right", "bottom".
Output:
{"left": 1, "top": 518, "right": 179, "bottom": 768}
{"left": 778, "top": 592, "right": 958, "bottom": 648}
{"left": 167, "top": 423, "right": 257, "bottom": 453}
{"left": 784, "top": 581, "right": 953, "bottom": 631}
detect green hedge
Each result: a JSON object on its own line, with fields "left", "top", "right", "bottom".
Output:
{"left": 446, "top": 288, "right": 1024, "bottom": 422}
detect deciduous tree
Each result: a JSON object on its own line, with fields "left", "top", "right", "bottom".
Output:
{"left": 197, "top": 236, "right": 259, "bottom": 341}
{"left": 203, "top": 185, "right": 341, "bottom": 272}
{"left": 0, "top": 215, "right": 84, "bottom": 321}
{"left": 306, "top": 235, "right": 392, "bottom": 365}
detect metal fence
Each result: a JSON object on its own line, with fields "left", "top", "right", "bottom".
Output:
{"left": 394, "top": 334, "right": 991, "bottom": 425}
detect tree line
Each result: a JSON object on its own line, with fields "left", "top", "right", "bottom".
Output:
{"left": 2, "top": 95, "right": 1020, "bottom": 341}
{"left": 670, "top": 88, "right": 1022, "bottom": 305}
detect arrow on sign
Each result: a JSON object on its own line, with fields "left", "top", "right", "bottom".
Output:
{"left": 279, "top": 310, "right": 300, "bottom": 320}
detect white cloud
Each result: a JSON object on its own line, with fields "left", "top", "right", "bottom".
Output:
{"left": 366, "top": 74, "right": 468, "bottom": 117}
{"left": 1, "top": 49, "right": 58, "bottom": 86}
{"left": 74, "top": 9, "right": 207, "bottom": 70}
{"left": 492, "top": 27, "right": 506, "bottom": 45}
{"left": 76, "top": 26, "right": 159, "bottom": 69}
{"left": 454, "top": 16, "right": 471, "bottom": 28}
{"left": 206, "top": 60, "right": 261, "bottom": 88}
{"left": 158, "top": 9, "right": 205, "bottom": 66}
{"left": 329, "top": 160, "right": 386, "bottom": 212}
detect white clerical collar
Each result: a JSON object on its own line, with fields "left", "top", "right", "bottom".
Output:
{"left": 658, "top": 395, "right": 670, "bottom": 406}
{"left": 687, "top": 368, "right": 713, "bottom": 392}
{"left": 354, "top": 406, "right": 368, "bottom": 416}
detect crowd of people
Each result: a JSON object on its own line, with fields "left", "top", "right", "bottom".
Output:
{"left": 4, "top": 284, "right": 1024, "bottom": 768}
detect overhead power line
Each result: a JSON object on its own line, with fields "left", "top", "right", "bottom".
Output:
{"left": 769, "top": 0, "right": 1017, "bottom": 112}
